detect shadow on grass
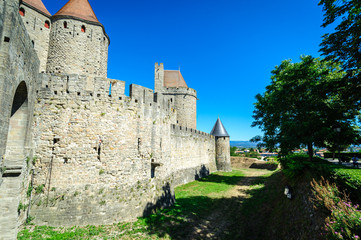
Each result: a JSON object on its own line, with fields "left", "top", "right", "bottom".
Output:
{"left": 139, "top": 171, "right": 279, "bottom": 240}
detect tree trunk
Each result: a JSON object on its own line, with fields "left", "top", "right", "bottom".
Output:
{"left": 308, "top": 143, "right": 313, "bottom": 161}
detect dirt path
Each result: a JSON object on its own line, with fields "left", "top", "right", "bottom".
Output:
{"left": 185, "top": 168, "right": 271, "bottom": 239}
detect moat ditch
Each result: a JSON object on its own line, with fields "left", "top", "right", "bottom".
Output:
{"left": 18, "top": 166, "right": 325, "bottom": 239}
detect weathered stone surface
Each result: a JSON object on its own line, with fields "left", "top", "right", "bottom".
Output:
{"left": 29, "top": 73, "right": 216, "bottom": 225}
{"left": 0, "top": 0, "right": 231, "bottom": 236}
{"left": 46, "top": 18, "right": 109, "bottom": 78}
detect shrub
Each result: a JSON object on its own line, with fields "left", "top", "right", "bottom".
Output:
{"left": 311, "top": 177, "right": 361, "bottom": 239}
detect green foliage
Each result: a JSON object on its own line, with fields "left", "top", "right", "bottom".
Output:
{"left": 252, "top": 55, "right": 359, "bottom": 160}
{"left": 26, "top": 184, "right": 33, "bottom": 197}
{"left": 35, "top": 184, "right": 45, "bottom": 194}
{"left": 230, "top": 146, "right": 238, "bottom": 156}
{"left": 311, "top": 177, "right": 361, "bottom": 239}
{"left": 333, "top": 168, "right": 361, "bottom": 190}
{"left": 18, "top": 202, "right": 27, "bottom": 212}
{"left": 319, "top": 0, "right": 361, "bottom": 106}
{"left": 281, "top": 154, "right": 361, "bottom": 199}
{"left": 32, "top": 156, "right": 37, "bottom": 166}
{"left": 25, "top": 215, "right": 34, "bottom": 225}
{"left": 99, "top": 169, "right": 105, "bottom": 175}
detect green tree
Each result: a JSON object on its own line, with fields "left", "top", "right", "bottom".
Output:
{"left": 230, "top": 146, "right": 238, "bottom": 156}
{"left": 252, "top": 55, "right": 359, "bottom": 160}
{"left": 319, "top": 0, "right": 361, "bottom": 107}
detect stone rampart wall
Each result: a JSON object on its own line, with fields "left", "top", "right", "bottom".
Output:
{"left": 29, "top": 73, "right": 216, "bottom": 226}
{"left": 0, "top": 0, "right": 39, "bottom": 185}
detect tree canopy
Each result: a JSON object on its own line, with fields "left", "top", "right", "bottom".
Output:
{"left": 252, "top": 55, "right": 360, "bottom": 160}
{"left": 319, "top": 0, "right": 361, "bottom": 107}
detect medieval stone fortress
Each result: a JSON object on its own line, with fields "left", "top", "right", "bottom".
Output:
{"left": 0, "top": 0, "right": 231, "bottom": 238}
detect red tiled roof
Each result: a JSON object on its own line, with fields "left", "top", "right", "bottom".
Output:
{"left": 164, "top": 70, "right": 188, "bottom": 88}
{"left": 22, "top": 0, "right": 51, "bottom": 16}
{"left": 54, "top": 0, "right": 99, "bottom": 23}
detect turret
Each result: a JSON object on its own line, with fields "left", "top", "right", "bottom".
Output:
{"left": 19, "top": 0, "right": 51, "bottom": 72}
{"left": 154, "top": 63, "right": 197, "bottom": 129}
{"left": 211, "top": 117, "right": 231, "bottom": 172}
{"left": 46, "top": 0, "right": 110, "bottom": 78}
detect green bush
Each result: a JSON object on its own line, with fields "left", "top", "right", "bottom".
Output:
{"left": 312, "top": 177, "right": 361, "bottom": 239}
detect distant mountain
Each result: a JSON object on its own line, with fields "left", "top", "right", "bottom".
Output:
{"left": 230, "top": 141, "right": 258, "bottom": 148}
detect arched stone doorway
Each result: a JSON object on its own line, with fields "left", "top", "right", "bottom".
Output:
{"left": 4, "top": 81, "right": 29, "bottom": 168}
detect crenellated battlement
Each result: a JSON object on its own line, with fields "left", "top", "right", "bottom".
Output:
{"left": 171, "top": 124, "right": 214, "bottom": 139}
{"left": 36, "top": 73, "right": 177, "bottom": 115}
{"left": 163, "top": 87, "right": 197, "bottom": 98}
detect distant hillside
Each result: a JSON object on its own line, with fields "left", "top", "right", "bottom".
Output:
{"left": 230, "top": 141, "right": 258, "bottom": 148}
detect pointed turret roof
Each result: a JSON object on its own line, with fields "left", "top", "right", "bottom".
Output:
{"left": 22, "top": 0, "right": 51, "bottom": 16}
{"left": 210, "top": 117, "right": 230, "bottom": 137}
{"left": 54, "top": 0, "right": 99, "bottom": 23}
{"left": 164, "top": 70, "right": 188, "bottom": 88}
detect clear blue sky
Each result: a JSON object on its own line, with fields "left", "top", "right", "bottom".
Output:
{"left": 43, "top": 0, "right": 329, "bottom": 141}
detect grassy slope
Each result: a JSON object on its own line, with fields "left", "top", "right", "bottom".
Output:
{"left": 18, "top": 170, "right": 250, "bottom": 239}
{"left": 19, "top": 167, "right": 330, "bottom": 240}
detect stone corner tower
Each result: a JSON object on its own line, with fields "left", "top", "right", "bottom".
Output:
{"left": 19, "top": 0, "right": 52, "bottom": 73}
{"left": 211, "top": 117, "right": 232, "bottom": 172}
{"left": 154, "top": 63, "right": 197, "bottom": 129}
{"left": 46, "top": 0, "right": 110, "bottom": 78}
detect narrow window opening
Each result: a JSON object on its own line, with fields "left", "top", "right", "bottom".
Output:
{"left": 135, "top": 99, "right": 138, "bottom": 103}
{"left": 63, "top": 21, "right": 67, "bottom": 28}
{"left": 31, "top": 40, "right": 34, "bottom": 47}
{"left": 151, "top": 165, "right": 155, "bottom": 178}
{"left": 97, "top": 138, "right": 102, "bottom": 161}
{"left": 119, "top": 97, "right": 122, "bottom": 100}
{"left": 108, "top": 82, "right": 112, "bottom": 97}
{"left": 44, "top": 20, "right": 50, "bottom": 29}
{"left": 97, "top": 94, "right": 101, "bottom": 97}
{"left": 81, "top": 25, "right": 86, "bottom": 32}
{"left": 54, "top": 91, "right": 57, "bottom": 95}
{"left": 77, "top": 92, "right": 81, "bottom": 96}
{"left": 90, "top": 93, "right": 93, "bottom": 96}
{"left": 4, "top": 37, "right": 10, "bottom": 42}
{"left": 19, "top": 8, "right": 25, "bottom": 16}
{"left": 138, "top": 138, "right": 141, "bottom": 153}
{"left": 46, "top": 85, "right": 48, "bottom": 88}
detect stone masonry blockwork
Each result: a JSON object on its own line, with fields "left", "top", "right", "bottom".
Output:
{"left": 0, "top": 0, "right": 231, "bottom": 234}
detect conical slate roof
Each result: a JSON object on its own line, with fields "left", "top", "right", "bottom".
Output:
{"left": 164, "top": 70, "right": 188, "bottom": 88}
{"left": 210, "top": 117, "right": 230, "bottom": 137}
{"left": 22, "top": 0, "right": 51, "bottom": 16}
{"left": 54, "top": 0, "right": 99, "bottom": 23}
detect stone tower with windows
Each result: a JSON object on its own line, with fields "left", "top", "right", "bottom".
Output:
{"left": 211, "top": 117, "right": 232, "bottom": 172}
{"left": 19, "top": 0, "right": 52, "bottom": 73}
{"left": 46, "top": 0, "right": 109, "bottom": 77}
{"left": 154, "top": 63, "right": 197, "bottom": 129}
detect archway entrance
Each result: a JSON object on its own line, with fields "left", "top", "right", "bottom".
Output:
{"left": 4, "top": 81, "right": 29, "bottom": 168}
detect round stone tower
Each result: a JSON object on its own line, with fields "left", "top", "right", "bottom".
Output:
{"left": 46, "top": 0, "right": 109, "bottom": 78}
{"left": 154, "top": 63, "right": 197, "bottom": 129}
{"left": 19, "top": 0, "right": 52, "bottom": 73}
{"left": 211, "top": 117, "right": 232, "bottom": 172}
